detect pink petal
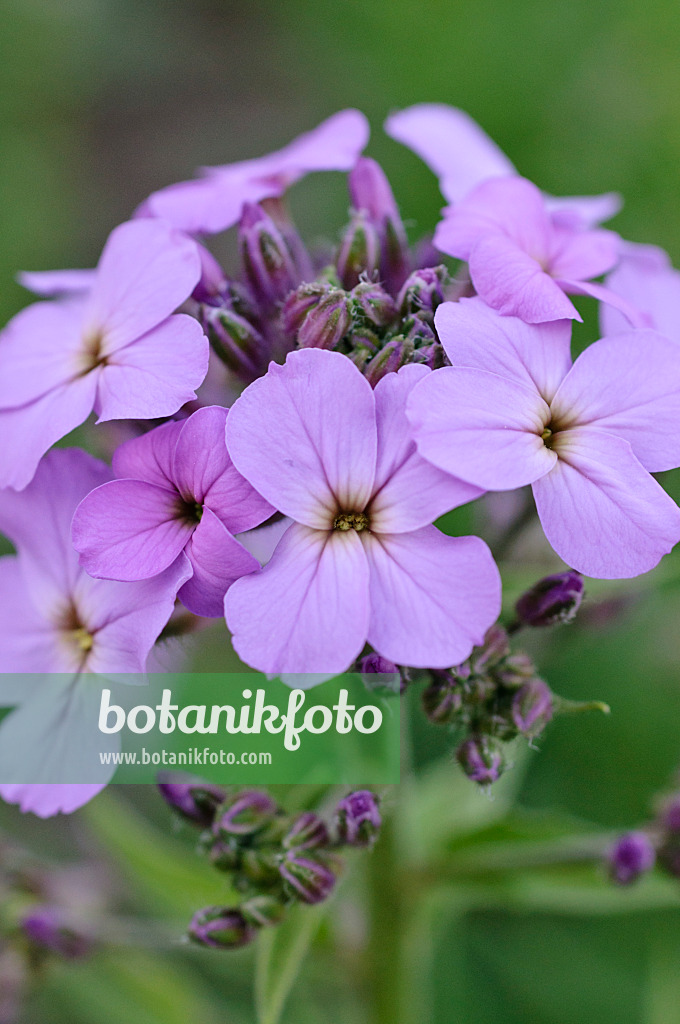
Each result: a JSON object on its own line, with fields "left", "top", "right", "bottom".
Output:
{"left": 469, "top": 234, "right": 580, "bottom": 323}
{"left": 434, "top": 177, "right": 551, "bottom": 261}
{"left": 385, "top": 104, "right": 515, "bottom": 204}
{"left": 369, "top": 364, "right": 482, "bottom": 533}
{"left": 18, "top": 268, "right": 96, "bottom": 297}
{"left": 225, "top": 522, "right": 370, "bottom": 675}
{"left": 85, "top": 220, "right": 201, "bottom": 351}
{"left": 0, "top": 376, "right": 100, "bottom": 491}
{"left": 407, "top": 367, "right": 556, "bottom": 490}
{"left": 434, "top": 298, "right": 572, "bottom": 402}
{"left": 95, "top": 314, "right": 209, "bottom": 422}
{"left": 550, "top": 331, "right": 680, "bottom": 472}
{"left": 555, "top": 278, "right": 647, "bottom": 328}
{"left": 226, "top": 349, "right": 377, "bottom": 528}
{"left": 178, "top": 507, "right": 259, "bottom": 617}
{"left": 548, "top": 226, "right": 620, "bottom": 281}
{"left": 173, "top": 406, "right": 273, "bottom": 532}
{"left": 112, "top": 419, "right": 184, "bottom": 489}
{"left": 0, "top": 557, "right": 65, "bottom": 672}
{"left": 600, "top": 243, "right": 680, "bottom": 340}
{"left": 532, "top": 428, "right": 680, "bottom": 578}
{"left": 72, "top": 479, "right": 193, "bottom": 581}
{"left": 0, "top": 784, "right": 106, "bottom": 817}
{"left": 0, "top": 299, "right": 88, "bottom": 409}
{"left": 546, "top": 193, "right": 623, "bottom": 229}
{"left": 362, "top": 527, "right": 501, "bottom": 667}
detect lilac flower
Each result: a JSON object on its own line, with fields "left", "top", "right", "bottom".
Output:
{"left": 138, "top": 109, "right": 369, "bottom": 235}
{"left": 0, "top": 449, "right": 190, "bottom": 817}
{"left": 224, "top": 349, "right": 500, "bottom": 674}
{"left": 18, "top": 268, "right": 96, "bottom": 297}
{"left": 0, "top": 219, "right": 208, "bottom": 490}
{"left": 432, "top": 176, "right": 624, "bottom": 324}
{"left": 385, "top": 103, "right": 621, "bottom": 227}
{"left": 407, "top": 298, "right": 680, "bottom": 578}
{"left": 601, "top": 241, "right": 680, "bottom": 341}
{"left": 71, "top": 407, "right": 272, "bottom": 616}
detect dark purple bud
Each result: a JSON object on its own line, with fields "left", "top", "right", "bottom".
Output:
{"left": 397, "top": 266, "right": 448, "bottom": 321}
{"left": 402, "top": 315, "right": 437, "bottom": 345}
{"left": 297, "top": 290, "right": 352, "bottom": 350}
{"left": 214, "top": 790, "right": 278, "bottom": 838}
{"left": 200, "top": 302, "right": 268, "bottom": 383}
{"left": 192, "top": 243, "right": 228, "bottom": 305}
{"left": 364, "top": 337, "right": 414, "bottom": 387}
{"left": 515, "top": 571, "right": 584, "bottom": 628}
{"left": 239, "top": 202, "right": 299, "bottom": 308}
{"left": 511, "top": 679, "right": 554, "bottom": 738}
{"left": 21, "top": 906, "right": 92, "bottom": 960}
{"left": 240, "top": 895, "right": 286, "bottom": 929}
{"left": 456, "top": 736, "right": 506, "bottom": 785}
{"left": 607, "top": 832, "right": 656, "bottom": 885}
{"left": 283, "top": 812, "right": 330, "bottom": 851}
{"left": 422, "top": 672, "right": 463, "bottom": 724}
{"left": 471, "top": 625, "right": 510, "bottom": 672}
{"left": 349, "top": 157, "right": 410, "bottom": 291}
{"left": 336, "top": 211, "right": 381, "bottom": 290}
{"left": 493, "top": 652, "right": 536, "bottom": 689}
{"left": 157, "top": 774, "right": 227, "bottom": 828}
{"left": 282, "top": 283, "right": 329, "bottom": 335}
{"left": 187, "top": 906, "right": 256, "bottom": 949}
{"left": 279, "top": 853, "right": 336, "bottom": 904}
{"left": 659, "top": 795, "right": 680, "bottom": 833}
{"left": 350, "top": 281, "right": 397, "bottom": 328}
{"left": 335, "top": 790, "right": 382, "bottom": 847}
{"left": 357, "top": 653, "right": 403, "bottom": 693}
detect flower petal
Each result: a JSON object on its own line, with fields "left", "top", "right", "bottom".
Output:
{"left": 85, "top": 220, "right": 201, "bottom": 351}
{"left": 369, "top": 364, "right": 482, "bottom": 533}
{"left": 0, "top": 557, "right": 65, "bottom": 673}
{"left": 434, "top": 297, "right": 573, "bottom": 402}
{"left": 532, "top": 428, "right": 680, "bottom": 578}
{"left": 72, "top": 479, "right": 193, "bottom": 581}
{"left": 18, "top": 268, "right": 96, "bottom": 297}
{"left": 226, "top": 349, "right": 377, "bottom": 528}
{"left": 0, "top": 782, "right": 107, "bottom": 817}
{"left": 225, "top": 522, "right": 370, "bottom": 675}
{"left": 550, "top": 331, "right": 680, "bottom": 472}
{"left": 407, "top": 367, "right": 556, "bottom": 490}
{"left": 545, "top": 193, "right": 623, "bottom": 229}
{"left": 600, "top": 243, "right": 680, "bottom": 340}
{"left": 548, "top": 226, "right": 620, "bottom": 281}
{"left": 178, "top": 508, "right": 259, "bottom": 617}
{"left": 95, "top": 314, "right": 209, "bottom": 422}
{"left": 362, "top": 527, "right": 501, "bottom": 667}
{"left": 112, "top": 419, "right": 184, "bottom": 489}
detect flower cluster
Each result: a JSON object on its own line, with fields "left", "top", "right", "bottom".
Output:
{"left": 158, "top": 775, "right": 381, "bottom": 949}
{"left": 2, "top": 105, "right": 680, "bottom": 815}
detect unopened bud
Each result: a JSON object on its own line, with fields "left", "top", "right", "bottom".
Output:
{"left": 358, "top": 653, "right": 403, "bottom": 694}
{"left": 515, "top": 571, "right": 584, "bottom": 628}
{"left": 348, "top": 157, "right": 410, "bottom": 291}
{"left": 297, "top": 290, "right": 352, "bottom": 350}
{"left": 188, "top": 906, "right": 255, "bottom": 949}
{"left": 511, "top": 679, "right": 554, "bottom": 738}
{"left": 607, "top": 832, "right": 656, "bottom": 885}
{"left": 336, "top": 211, "right": 381, "bottom": 290}
{"left": 335, "top": 790, "right": 382, "bottom": 847}
{"left": 350, "top": 281, "right": 397, "bottom": 329}
{"left": 658, "top": 795, "right": 680, "bottom": 833}
{"left": 279, "top": 853, "right": 336, "bottom": 904}
{"left": 364, "top": 337, "right": 414, "bottom": 387}
{"left": 239, "top": 202, "right": 299, "bottom": 308}
{"left": 192, "top": 243, "right": 228, "bottom": 305}
{"left": 157, "top": 774, "right": 227, "bottom": 828}
{"left": 471, "top": 625, "right": 510, "bottom": 672}
{"left": 422, "top": 672, "right": 463, "bottom": 724}
{"left": 240, "top": 896, "right": 286, "bottom": 929}
{"left": 456, "top": 735, "right": 506, "bottom": 785}
{"left": 214, "top": 790, "right": 278, "bottom": 838}
{"left": 283, "top": 812, "right": 330, "bottom": 851}
{"left": 493, "top": 652, "right": 536, "bottom": 689}
{"left": 208, "top": 839, "right": 241, "bottom": 872}
{"left": 282, "top": 283, "right": 329, "bottom": 335}
{"left": 397, "top": 266, "right": 448, "bottom": 321}
{"left": 20, "top": 907, "right": 92, "bottom": 960}
{"left": 200, "top": 302, "right": 268, "bottom": 382}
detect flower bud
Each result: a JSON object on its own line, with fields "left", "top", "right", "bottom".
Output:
{"left": 282, "top": 283, "right": 329, "bottom": 335}
{"left": 471, "top": 625, "right": 510, "bottom": 673}
{"left": 279, "top": 853, "right": 336, "bottom": 904}
{"left": 335, "top": 790, "right": 382, "bottom": 847}
{"left": 187, "top": 906, "right": 256, "bottom": 949}
{"left": 492, "top": 652, "right": 536, "bottom": 689}
{"left": 336, "top": 211, "right": 381, "bottom": 290}
{"left": 239, "top": 202, "right": 299, "bottom": 308}
{"left": 397, "top": 266, "right": 448, "bottom": 321}
{"left": 240, "top": 895, "right": 286, "bottom": 929}
{"left": 214, "top": 790, "right": 278, "bottom": 838}
{"left": 658, "top": 833, "right": 680, "bottom": 878}
{"left": 422, "top": 673, "right": 463, "bottom": 724}
{"left": 192, "top": 243, "right": 228, "bottom": 305}
{"left": 364, "top": 337, "right": 414, "bottom": 387}
{"left": 658, "top": 795, "right": 680, "bottom": 833}
{"left": 157, "top": 774, "right": 227, "bottom": 828}
{"left": 239, "top": 848, "right": 282, "bottom": 888}
{"left": 200, "top": 302, "right": 268, "bottom": 383}
{"left": 283, "top": 812, "right": 330, "bottom": 851}
{"left": 456, "top": 735, "right": 506, "bottom": 785}
{"left": 20, "top": 906, "right": 92, "bottom": 960}
{"left": 511, "top": 679, "right": 554, "bottom": 738}
{"left": 348, "top": 157, "right": 410, "bottom": 291}
{"left": 350, "top": 281, "right": 397, "bottom": 329}
{"left": 208, "top": 839, "right": 241, "bottom": 872}
{"left": 357, "top": 653, "right": 403, "bottom": 694}
{"left": 297, "top": 290, "right": 352, "bottom": 350}
{"left": 607, "top": 832, "right": 656, "bottom": 885}
{"left": 515, "top": 571, "right": 584, "bottom": 628}
{"left": 402, "top": 315, "right": 437, "bottom": 345}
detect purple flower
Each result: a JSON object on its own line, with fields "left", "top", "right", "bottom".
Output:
{"left": 138, "top": 110, "right": 369, "bottom": 235}
{"left": 21, "top": 906, "right": 92, "bottom": 959}
{"left": 385, "top": 103, "right": 621, "bottom": 227}
{"left": 224, "top": 349, "right": 500, "bottom": 674}
{"left": 608, "top": 832, "right": 656, "bottom": 885}
{"left": 431, "top": 176, "right": 624, "bottom": 324}
{"left": 407, "top": 298, "right": 680, "bottom": 578}
{"left": 157, "top": 774, "right": 227, "bottom": 827}
{"left": 0, "top": 449, "right": 189, "bottom": 817}
{"left": 515, "top": 571, "right": 584, "bottom": 628}
{"left": 0, "top": 219, "right": 208, "bottom": 490}
{"left": 71, "top": 407, "right": 272, "bottom": 617}
{"left": 335, "top": 790, "right": 382, "bottom": 846}
{"left": 18, "top": 268, "right": 96, "bottom": 297}
{"left": 601, "top": 241, "right": 680, "bottom": 341}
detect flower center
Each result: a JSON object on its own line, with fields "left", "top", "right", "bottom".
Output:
{"left": 541, "top": 426, "right": 554, "bottom": 449}
{"left": 177, "top": 497, "right": 204, "bottom": 524}
{"left": 333, "top": 511, "right": 370, "bottom": 532}
{"left": 57, "top": 604, "right": 96, "bottom": 663}
{"left": 79, "top": 329, "right": 108, "bottom": 374}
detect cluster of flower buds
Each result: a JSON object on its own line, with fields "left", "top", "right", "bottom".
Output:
{"left": 158, "top": 775, "right": 381, "bottom": 950}
{"left": 607, "top": 792, "right": 680, "bottom": 886}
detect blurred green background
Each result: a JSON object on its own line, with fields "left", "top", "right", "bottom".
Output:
{"left": 1, "top": 0, "right": 680, "bottom": 1021}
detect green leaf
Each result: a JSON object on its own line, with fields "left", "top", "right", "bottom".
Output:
{"left": 254, "top": 903, "right": 327, "bottom": 1024}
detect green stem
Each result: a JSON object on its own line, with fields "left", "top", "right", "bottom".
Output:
{"left": 365, "top": 813, "right": 406, "bottom": 1024}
